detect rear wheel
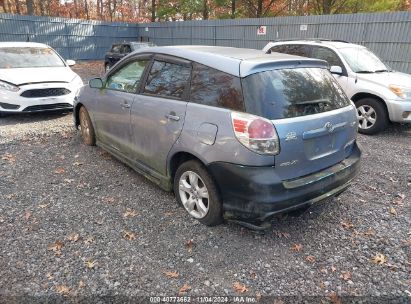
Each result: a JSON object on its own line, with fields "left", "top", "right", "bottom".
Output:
{"left": 174, "top": 160, "right": 223, "bottom": 226}
{"left": 356, "top": 98, "right": 388, "bottom": 135}
{"left": 79, "top": 106, "right": 96, "bottom": 146}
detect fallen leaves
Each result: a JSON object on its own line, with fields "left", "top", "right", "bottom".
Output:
{"left": 340, "top": 271, "right": 352, "bottom": 281}
{"left": 2, "top": 153, "right": 16, "bottom": 163}
{"left": 341, "top": 220, "right": 354, "bottom": 230}
{"left": 54, "top": 167, "right": 65, "bottom": 174}
{"left": 83, "top": 236, "right": 94, "bottom": 245}
{"left": 47, "top": 240, "right": 64, "bottom": 255}
{"left": 85, "top": 259, "right": 97, "bottom": 269}
{"left": 164, "top": 271, "right": 179, "bottom": 278}
{"left": 389, "top": 206, "right": 398, "bottom": 216}
{"left": 56, "top": 285, "right": 70, "bottom": 296}
{"left": 392, "top": 193, "right": 406, "bottom": 206}
{"left": 371, "top": 253, "right": 388, "bottom": 265}
{"left": 291, "top": 243, "right": 303, "bottom": 252}
{"left": 23, "top": 211, "right": 32, "bottom": 221}
{"left": 73, "top": 161, "right": 83, "bottom": 166}
{"left": 305, "top": 255, "right": 316, "bottom": 263}
{"left": 273, "top": 230, "right": 290, "bottom": 239}
{"left": 185, "top": 239, "right": 195, "bottom": 252}
{"left": 233, "top": 282, "right": 248, "bottom": 293}
{"left": 123, "top": 230, "right": 136, "bottom": 241}
{"left": 103, "top": 196, "right": 116, "bottom": 204}
{"left": 179, "top": 283, "right": 191, "bottom": 293}
{"left": 123, "top": 209, "right": 138, "bottom": 218}
{"left": 67, "top": 233, "right": 80, "bottom": 242}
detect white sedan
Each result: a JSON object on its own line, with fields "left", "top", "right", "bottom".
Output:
{"left": 0, "top": 42, "right": 83, "bottom": 115}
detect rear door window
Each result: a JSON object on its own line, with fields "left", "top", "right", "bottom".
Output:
{"left": 270, "top": 44, "right": 310, "bottom": 57}
{"left": 242, "top": 68, "right": 350, "bottom": 120}
{"left": 143, "top": 60, "right": 191, "bottom": 99}
{"left": 111, "top": 44, "right": 122, "bottom": 54}
{"left": 190, "top": 63, "right": 244, "bottom": 111}
{"left": 311, "top": 46, "right": 343, "bottom": 67}
{"left": 122, "top": 45, "right": 132, "bottom": 54}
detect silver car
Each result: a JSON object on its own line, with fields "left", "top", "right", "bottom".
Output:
{"left": 263, "top": 40, "right": 411, "bottom": 135}
{"left": 74, "top": 46, "right": 361, "bottom": 227}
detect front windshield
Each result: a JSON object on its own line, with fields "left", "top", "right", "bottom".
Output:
{"left": 339, "top": 47, "right": 388, "bottom": 73}
{"left": 0, "top": 47, "right": 66, "bottom": 69}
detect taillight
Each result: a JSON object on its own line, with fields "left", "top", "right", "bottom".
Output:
{"left": 231, "top": 112, "right": 280, "bottom": 155}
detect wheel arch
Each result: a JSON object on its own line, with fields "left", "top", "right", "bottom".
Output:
{"left": 74, "top": 102, "right": 84, "bottom": 129}
{"left": 168, "top": 151, "right": 208, "bottom": 181}
{"left": 351, "top": 92, "right": 389, "bottom": 116}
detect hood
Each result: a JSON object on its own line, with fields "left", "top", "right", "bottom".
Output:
{"left": 357, "top": 71, "right": 411, "bottom": 88}
{"left": 0, "top": 67, "right": 78, "bottom": 86}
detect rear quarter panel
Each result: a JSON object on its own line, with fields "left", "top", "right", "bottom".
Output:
{"left": 168, "top": 103, "right": 275, "bottom": 169}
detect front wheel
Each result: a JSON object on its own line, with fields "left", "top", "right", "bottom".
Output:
{"left": 174, "top": 160, "right": 223, "bottom": 226}
{"left": 79, "top": 106, "right": 96, "bottom": 146}
{"left": 356, "top": 98, "right": 388, "bottom": 135}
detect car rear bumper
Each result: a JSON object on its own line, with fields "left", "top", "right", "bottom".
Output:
{"left": 208, "top": 143, "right": 361, "bottom": 221}
{"left": 386, "top": 99, "right": 411, "bottom": 123}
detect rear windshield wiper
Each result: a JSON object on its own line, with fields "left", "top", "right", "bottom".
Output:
{"left": 295, "top": 99, "right": 331, "bottom": 105}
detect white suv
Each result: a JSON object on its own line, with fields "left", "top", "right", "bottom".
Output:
{"left": 263, "top": 40, "right": 411, "bottom": 134}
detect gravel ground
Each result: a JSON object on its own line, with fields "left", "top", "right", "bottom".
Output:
{"left": 0, "top": 62, "right": 410, "bottom": 303}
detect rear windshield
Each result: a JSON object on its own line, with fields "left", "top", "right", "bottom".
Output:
{"left": 242, "top": 68, "right": 350, "bottom": 120}
{"left": 0, "top": 47, "right": 65, "bottom": 69}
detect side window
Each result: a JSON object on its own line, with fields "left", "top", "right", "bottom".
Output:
{"left": 143, "top": 60, "right": 191, "bottom": 99}
{"left": 270, "top": 45, "right": 289, "bottom": 54}
{"left": 311, "top": 46, "right": 343, "bottom": 67}
{"left": 190, "top": 63, "right": 244, "bottom": 111}
{"left": 111, "top": 44, "right": 121, "bottom": 54}
{"left": 270, "top": 45, "right": 309, "bottom": 57}
{"left": 106, "top": 59, "right": 148, "bottom": 93}
{"left": 122, "top": 45, "right": 132, "bottom": 54}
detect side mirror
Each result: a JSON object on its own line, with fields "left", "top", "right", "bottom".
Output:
{"left": 89, "top": 78, "right": 104, "bottom": 89}
{"left": 66, "top": 59, "right": 76, "bottom": 66}
{"left": 330, "top": 65, "right": 343, "bottom": 75}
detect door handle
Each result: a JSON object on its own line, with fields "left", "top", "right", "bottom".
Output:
{"left": 165, "top": 114, "right": 180, "bottom": 121}
{"left": 121, "top": 102, "right": 130, "bottom": 109}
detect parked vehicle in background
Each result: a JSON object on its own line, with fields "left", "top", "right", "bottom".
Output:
{"left": 104, "top": 42, "right": 156, "bottom": 72}
{"left": 263, "top": 40, "right": 411, "bottom": 135}
{"left": 0, "top": 42, "right": 83, "bottom": 115}
{"left": 74, "top": 46, "right": 361, "bottom": 227}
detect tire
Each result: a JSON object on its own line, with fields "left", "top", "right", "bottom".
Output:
{"left": 79, "top": 106, "right": 96, "bottom": 146}
{"left": 356, "top": 97, "right": 388, "bottom": 135}
{"left": 174, "top": 160, "right": 223, "bottom": 226}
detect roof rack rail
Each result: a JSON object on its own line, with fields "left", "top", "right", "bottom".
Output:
{"left": 272, "top": 38, "right": 349, "bottom": 43}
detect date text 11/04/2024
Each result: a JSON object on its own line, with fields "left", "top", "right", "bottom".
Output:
{"left": 149, "top": 296, "right": 258, "bottom": 303}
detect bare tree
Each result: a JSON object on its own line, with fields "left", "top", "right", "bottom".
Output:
{"left": 26, "top": 0, "right": 34, "bottom": 15}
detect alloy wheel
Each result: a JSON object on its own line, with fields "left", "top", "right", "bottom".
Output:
{"left": 357, "top": 105, "right": 377, "bottom": 130}
{"left": 178, "top": 171, "right": 209, "bottom": 219}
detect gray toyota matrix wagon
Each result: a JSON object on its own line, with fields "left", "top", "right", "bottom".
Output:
{"left": 74, "top": 46, "right": 361, "bottom": 227}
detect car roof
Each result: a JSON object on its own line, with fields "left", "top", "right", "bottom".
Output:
{"left": 266, "top": 40, "right": 365, "bottom": 50}
{"left": 133, "top": 45, "right": 328, "bottom": 77}
{"left": 0, "top": 42, "right": 50, "bottom": 48}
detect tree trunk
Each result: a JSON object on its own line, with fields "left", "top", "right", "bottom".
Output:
{"left": 257, "top": 0, "right": 263, "bottom": 17}
{"left": 84, "top": 0, "right": 89, "bottom": 19}
{"left": 231, "top": 0, "right": 235, "bottom": 18}
{"left": 151, "top": 0, "right": 155, "bottom": 22}
{"left": 26, "top": 0, "right": 34, "bottom": 15}
{"left": 39, "top": 0, "right": 46, "bottom": 15}
{"left": 16, "top": 0, "right": 22, "bottom": 14}
{"left": 202, "top": 0, "right": 208, "bottom": 20}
